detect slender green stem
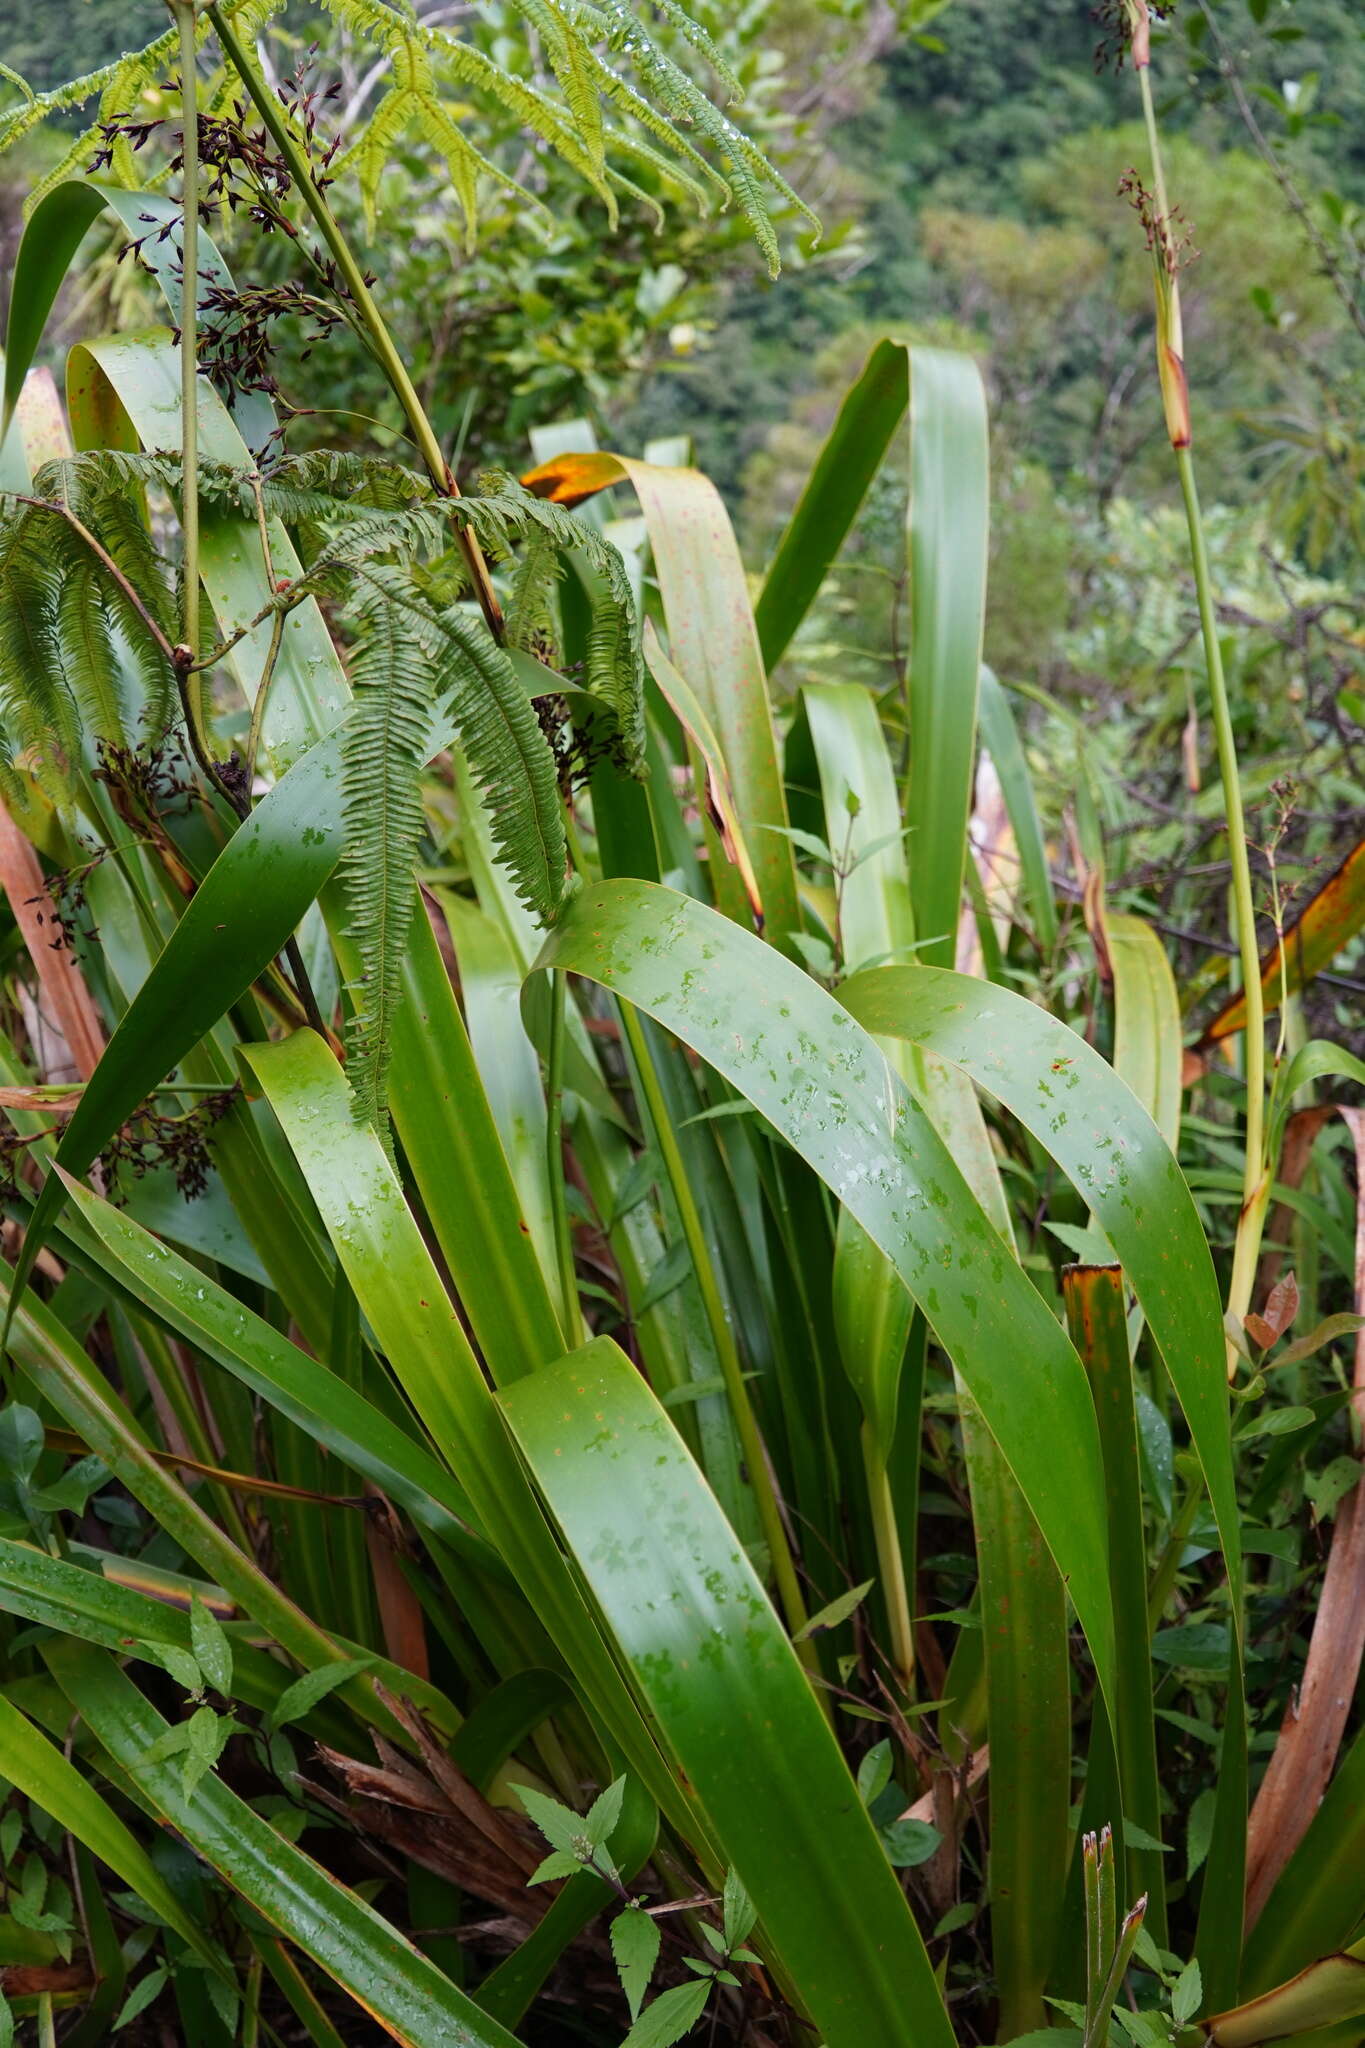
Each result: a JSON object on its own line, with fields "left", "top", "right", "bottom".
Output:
{"left": 617, "top": 1003, "right": 818, "bottom": 1669}
{"left": 544, "top": 968, "right": 583, "bottom": 1350}
{"left": 174, "top": 3, "right": 201, "bottom": 678}
{"left": 1174, "top": 445, "right": 1268, "bottom": 1339}
{"left": 861, "top": 1421, "right": 915, "bottom": 1694}
{"left": 1132, "top": 30, "right": 1269, "bottom": 1359}
{"left": 206, "top": 4, "right": 504, "bottom": 638}
{"left": 1146, "top": 1475, "right": 1204, "bottom": 1633}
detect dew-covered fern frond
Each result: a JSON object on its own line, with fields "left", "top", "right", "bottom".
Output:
{"left": 339, "top": 556, "right": 568, "bottom": 1133}
{"left": 0, "top": 0, "right": 814, "bottom": 268}
{"left": 459, "top": 474, "right": 646, "bottom": 771}
{"left": 337, "top": 566, "right": 433, "bottom": 1133}
{"left": 0, "top": 478, "right": 172, "bottom": 803}
{"left": 428, "top": 601, "right": 569, "bottom": 931}
{"left": 316, "top": 0, "right": 812, "bottom": 271}
{"left": 46, "top": 459, "right": 179, "bottom": 727}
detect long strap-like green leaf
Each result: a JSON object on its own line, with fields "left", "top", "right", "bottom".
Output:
{"left": 44, "top": 1640, "right": 524, "bottom": 2048}
{"left": 529, "top": 877, "right": 1119, "bottom": 1711}
{"left": 501, "top": 1336, "right": 955, "bottom": 2048}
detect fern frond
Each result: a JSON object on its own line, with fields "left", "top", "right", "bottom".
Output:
{"left": 428, "top": 601, "right": 568, "bottom": 928}
{"left": 337, "top": 569, "right": 432, "bottom": 1133}
{"left": 646, "top": 0, "right": 745, "bottom": 103}
{"left": 517, "top": 0, "right": 606, "bottom": 178}
{"left": 505, "top": 535, "right": 564, "bottom": 663}
{"left": 53, "top": 463, "right": 179, "bottom": 736}
{"left": 587, "top": 0, "right": 820, "bottom": 273}
{"left": 56, "top": 555, "right": 128, "bottom": 750}
{"left": 0, "top": 509, "right": 83, "bottom": 793}
{"left": 601, "top": 127, "right": 715, "bottom": 220}
{"left": 462, "top": 475, "right": 646, "bottom": 771}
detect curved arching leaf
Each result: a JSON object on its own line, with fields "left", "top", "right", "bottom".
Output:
{"left": 836, "top": 961, "right": 1239, "bottom": 1605}
{"left": 45, "top": 1640, "right": 523, "bottom": 2048}
{"left": 0, "top": 730, "right": 344, "bottom": 1347}
{"left": 528, "top": 878, "right": 1118, "bottom": 1707}
{"left": 500, "top": 1337, "right": 955, "bottom": 2048}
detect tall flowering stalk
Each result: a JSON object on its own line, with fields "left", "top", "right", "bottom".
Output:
{"left": 1122, "top": 0, "right": 1270, "bottom": 1370}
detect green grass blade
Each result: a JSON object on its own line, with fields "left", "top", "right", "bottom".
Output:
{"left": 838, "top": 962, "right": 1240, "bottom": 1609}
{"left": 977, "top": 667, "right": 1058, "bottom": 953}
{"left": 0, "top": 1693, "right": 217, "bottom": 1968}
{"left": 499, "top": 1336, "right": 955, "bottom": 2048}
{"left": 43, "top": 1640, "right": 523, "bottom": 2048}
{"left": 531, "top": 878, "right": 1118, "bottom": 1709}
{"left": 838, "top": 960, "right": 1248, "bottom": 2003}
{"left": 0, "top": 1261, "right": 392, "bottom": 1728}
{"left": 905, "top": 348, "right": 990, "bottom": 971}
{"left": 754, "top": 338, "right": 909, "bottom": 674}
{"left": 242, "top": 1029, "right": 683, "bottom": 1817}
{"left": 54, "top": 1177, "right": 499, "bottom": 1571}
{"left": 959, "top": 1387, "right": 1070, "bottom": 2036}
{"left": 1064, "top": 1264, "right": 1167, "bottom": 1936}
{"left": 1107, "top": 912, "right": 1183, "bottom": 1150}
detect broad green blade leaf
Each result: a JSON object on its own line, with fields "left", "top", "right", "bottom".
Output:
{"left": 1, "top": 732, "right": 344, "bottom": 1344}
{"left": 905, "top": 348, "right": 990, "bottom": 971}
{"left": 1107, "top": 912, "right": 1183, "bottom": 1150}
{"left": 57, "top": 1175, "right": 500, "bottom": 1571}
{"left": 431, "top": 893, "right": 558, "bottom": 1290}
{"left": 522, "top": 449, "right": 800, "bottom": 949}
{"left": 977, "top": 668, "right": 1058, "bottom": 953}
{"left": 499, "top": 1337, "right": 955, "bottom": 2048}
{"left": 530, "top": 879, "right": 1117, "bottom": 1706}
{"left": 754, "top": 338, "right": 909, "bottom": 673}
{"left": 959, "top": 1388, "right": 1069, "bottom": 2035}
{"left": 3, "top": 180, "right": 274, "bottom": 454}
{"left": 643, "top": 624, "right": 765, "bottom": 928}
{"left": 44, "top": 1641, "right": 522, "bottom": 2048}
{"left": 801, "top": 681, "right": 914, "bottom": 976}
{"left": 0, "top": 1694, "right": 217, "bottom": 1967}
{"left": 837, "top": 960, "right": 1247, "bottom": 2002}
{"left": 242, "top": 1030, "right": 683, "bottom": 1822}
{"left": 837, "top": 961, "right": 1239, "bottom": 1608}
{"left": 1063, "top": 1265, "right": 1166, "bottom": 1935}
{"left": 1248, "top": 1726, "right": 1365, "bottom": 1992}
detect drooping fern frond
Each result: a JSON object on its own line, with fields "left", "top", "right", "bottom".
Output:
{"left": 0, "top": 0, "right": 814, "bottom": 267}
{"left": 505, "top": 535, "right": 565, "bottom": 663}
{"left": 36, "top": 456, "right": 180, "bottom": 740}
{"left": 339, "top": 557, "right": 569, "bottom": 1133}
{"left": 316, "top": 0, "right": 813, "bottom": 267}
{"left": 337, "top": 566, "right": 432, "bottom": 1133}
{"left": 0, "top": 511, "right": 81, "bottom": 795}
{"left": 517, "top": 0, "right": 607, "bottom": 179}
{"left": 429, "top": 601, "right": 569, "bottom": 930}
{"left": 457, "top": 474, "right": 646, "bottom": 772}
{"left": 0, "top": 482, "right": 172, "bottom": 804}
